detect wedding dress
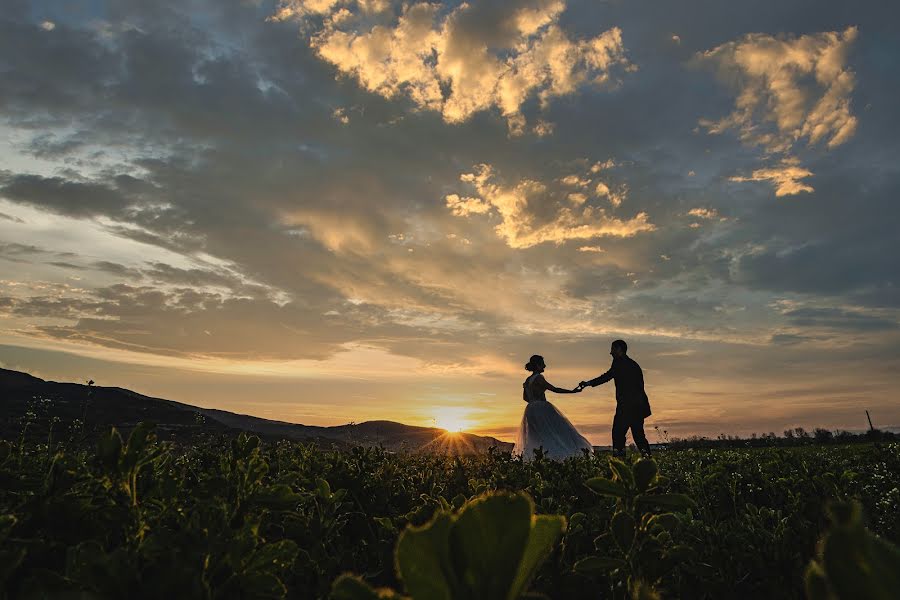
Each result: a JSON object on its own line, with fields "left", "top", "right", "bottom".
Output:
{"left": 513, "top": 372, "right": 594, "bottom": 460}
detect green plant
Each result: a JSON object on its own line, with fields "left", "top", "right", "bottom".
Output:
{"left": 574, "top": 457, "right": 696, "bottom": 597}
{"left": 96, "top": 422, "right": 164, "bottom": 508}
{"left": 1, "top": 425, "right": 898, "bottom": 599}
{"left": 331, "top": 492, "right": 566, "bottom": 600}
{"left": 805, "top": 500, "right": 900, "bottom": 600}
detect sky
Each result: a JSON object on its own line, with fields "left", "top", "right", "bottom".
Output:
{"left": 1, "top": 0, "right": 899, "bottom": 443}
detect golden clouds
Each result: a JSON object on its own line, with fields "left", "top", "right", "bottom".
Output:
{"left": 729, "top": 159, "right": 814, "bottom": 197}
{"left": 445, "top": 194, "right": 491, "bottom": 217}
{"left": 276, "top": 0, "right": 630, "bottom": 134}
{"left": 686, "top": 208, "right": 718, "bottom": 219}
{"left": 445, "top": 164, "right": 654, "bottom": 249}
{"left": 698, "top": 27, "right": 858, "bottom": 153}
{"left": 697, "top": 27, "right": 858, "bottom": 197}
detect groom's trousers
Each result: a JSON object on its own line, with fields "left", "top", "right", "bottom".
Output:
{"left": 612, "top": 407, "right": 651, "bottom": 456}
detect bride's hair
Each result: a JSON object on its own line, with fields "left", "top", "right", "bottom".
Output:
{"left": 525, "top": 355, "right": 544, "bottom": 371}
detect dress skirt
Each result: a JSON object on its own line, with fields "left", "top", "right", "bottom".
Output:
{"left": 513, "top": 400, "right": 593, "bottom": 460}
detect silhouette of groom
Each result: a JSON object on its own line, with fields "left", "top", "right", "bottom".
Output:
{"left": 579, "top": 340, "right": 652, "bottom": 458}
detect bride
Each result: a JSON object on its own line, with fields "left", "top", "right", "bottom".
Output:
{"left": 514, "top": 354, "right": 594, "bottom": 460}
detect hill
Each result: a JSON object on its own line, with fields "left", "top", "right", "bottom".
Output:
{"left": 0, "top": 368, "right": 512, "bottom": 453}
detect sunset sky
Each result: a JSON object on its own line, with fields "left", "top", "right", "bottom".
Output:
{"left": 2, "top": 0, "right": 898, "bottom": 443}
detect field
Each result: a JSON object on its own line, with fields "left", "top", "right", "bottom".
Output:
{"left": 1, "top": 426, "right": 898, "bottom": 599}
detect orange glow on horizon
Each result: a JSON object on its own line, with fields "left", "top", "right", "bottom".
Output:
{"left": 432, "top": 407, "right": 474, "bottom": 433}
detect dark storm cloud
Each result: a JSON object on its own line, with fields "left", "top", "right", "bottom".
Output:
{"left": 0, "top": 174, "right": 131, "bottom": 218}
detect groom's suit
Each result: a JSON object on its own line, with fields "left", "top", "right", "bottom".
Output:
{"left": 586, "top": 355, "right": 652, "bottom": 455}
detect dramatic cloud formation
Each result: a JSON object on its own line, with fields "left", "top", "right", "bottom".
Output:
{"left": 697, "top": 27, "right": 858, "bottom": 153}
{"left": 274, "top": 0, "right": 631, "bottom": 133}
{"left": 697, "top": 27, "right": 859, "bottom": 196}
{"left": 446, "top": 164, "right": 655, "bottom": 248}
{"left": 1, "top": 0, "right": 898, "bottom": 439}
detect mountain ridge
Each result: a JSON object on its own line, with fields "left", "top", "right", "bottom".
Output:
{"left": 0, "top": 368, "right": 512, "bottom": 453}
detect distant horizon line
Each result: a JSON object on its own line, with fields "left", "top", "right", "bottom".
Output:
{"left": 4, "top": 365, "right": 897, "bottom": 443}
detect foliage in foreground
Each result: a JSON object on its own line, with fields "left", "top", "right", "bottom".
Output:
{"left": 0, "top": 425, "right": 898, "bottom": 599}
{"left": 805, "top": 500, "right": 900, "bottom": 600}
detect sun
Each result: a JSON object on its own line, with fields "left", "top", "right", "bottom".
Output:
{"left": 435, "top": 417, "right": 466, "bottom": 433}
{"left": 432, "top": 408, "right": 473, "bottom": 433}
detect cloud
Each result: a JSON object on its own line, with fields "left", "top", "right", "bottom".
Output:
{"left": 445, "top": 194, "right": 491, "bottom": 216}
{"left": 277, "top": 0, "right": 631, "bottom": 133}
{"left": 686, "top": 207, "right": 718, "bottom": 219}
{"left": 729, "top": 158, "right": 814, "bottom": 196}
{"left": 696, "top": 27, "right": 858, "bottom": 197}
{"left": 697, "top": 27, "right": 858, "bottom": 154}
{"left": 780, "top": 306, "right": 898, "bottom": 333}
{"left": 446, "top": 164, "right": 655, "bottom": 248}
{"left": 593, "top": 181, "right": 626, "bottom": 207}
{"left": 0, "top": 173, "right": 131, "bottom": 218}
{"left": 0, "top": 212, "right": 25, "bottom": 223}
{"left": 2, "top": 0, "right": 900, "bottom": 435}
{"left": 0, "top": 282, "right": 405, "bottom": 360}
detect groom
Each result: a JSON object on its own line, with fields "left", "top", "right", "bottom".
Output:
{"left": 578, "top": 339, "right": 652, "bottom": 458}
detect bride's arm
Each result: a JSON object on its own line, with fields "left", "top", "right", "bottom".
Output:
{"left": 537, "top": 375, "right": 578, "bottom": 394}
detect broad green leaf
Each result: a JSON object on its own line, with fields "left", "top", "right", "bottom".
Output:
{"left": 635, "top": 494, "right": 697, "bottom": 512}
{"left": 448, "top": 493, "right": 532, "bottom": 600}
{"left": 610, "top": 512, "right": 635, "bottom": 551}
{"left": 317, "top": 478, "right": 333, "bottom": 499}
{"left": 331, "top": 575, "right": 380, "bottom": 600}
{"left": 805, "top": 500, "right": 900, "bottom": 600}
{"left": 609, "top": 458, "right": 635, "bottom": 489}
{"left": 396, "top": 512, "right": 455, "bottom": 600}
{"left": 97, "top": 428, "right": 123, "bottom": 472}
{"left": 573, "top": 556, "right": 627, "bottom": 575}
{"left": 821, "top": 516, "right": 900, "bottom": 599}
{"left": 633, "top": 459, "right": 658, "bottom": 492}
{"left": 647, "top": 513, "right": 679, "bottom": 532}
{"left": 568, "top": 512, "right": 586, "bottom": 530}
{"left": 253, "top": 484, "right": 302, "bottom": 510}
{"left": 331, "top": 574, "right": 407, "bottom": 600}
{"left": 585, "top": 477, "right": 628, "bottom": 498}
{"left": 508, "top": 514, "right": 566, "bottom": 600}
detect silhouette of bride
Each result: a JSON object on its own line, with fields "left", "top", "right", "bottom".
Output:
{"left": 514, "top": 355, "right": 593, "bottom": 460}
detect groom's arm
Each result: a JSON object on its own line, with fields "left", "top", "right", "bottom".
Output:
{"left": 584, "top": 368, "right": 614, "bottom": 387}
